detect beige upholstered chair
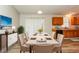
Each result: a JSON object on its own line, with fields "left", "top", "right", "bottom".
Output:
{"left": 51, "top": 32, "right": 56, "bottom": 39}
{"left": 18, "top": 33, "right": 30, "bottom": 53}
{"left": 25, "top": 32, "right": 29, "bottom": 39}
{"left": 53, "top": 34, "right": 64, "bottom": 53}
{"left": 32, "top": 45, "right": 54, "bottom": 53}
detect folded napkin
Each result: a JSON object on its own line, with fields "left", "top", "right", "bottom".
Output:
{"left": 31, "top": 38, "right": 36, "bottom": 40}
{"left": 46, "top": 38, "right": 51, "bottom": 40}
{"left": 44, "top": 34, "right": 48, "bottom": 36}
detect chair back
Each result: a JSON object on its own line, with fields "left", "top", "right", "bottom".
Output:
{"left": 18, "top": 33, "right": 28, "bottom": 46}
{"left": 25, "top": 32, "right": 29, "bottom": 39}
{"left": 57, "top": 34, "right": 64, "bottom": 46}
{"left": 51, "top": 32, "right": 56, "bottom": 39}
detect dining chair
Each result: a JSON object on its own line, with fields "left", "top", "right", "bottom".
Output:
{"left": 32, "top": 45, "right": 54, "bottom": 53}
{"left": 25, "top": 32, "right": 29, "bottom": 40}
{"left": 51, "top": 32, "right": 56, "bottom": 39}
{"left": 53, "top": 34, "right": 64, "bottom": 53}
{"left": 18, "top": 33, "right": 30, "bottom": 53}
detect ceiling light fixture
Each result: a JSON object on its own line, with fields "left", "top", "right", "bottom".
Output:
{"left": 37, "top": 10, "right": 43, "bottom": 14}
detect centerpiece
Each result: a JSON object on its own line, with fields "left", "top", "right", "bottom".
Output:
{"left": 38, "top": 28, "right": 43, "bottom": 34}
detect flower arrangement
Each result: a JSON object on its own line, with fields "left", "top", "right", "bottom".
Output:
{"left": 38, "top": 28, "right": 43, "bottom": 34}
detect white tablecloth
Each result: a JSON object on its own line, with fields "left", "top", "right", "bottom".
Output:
{"left": 26, "top": 34, "right": 59, "bottom": 45}
{"left": 26, "top": 39, "right": 58, "bottom": 45}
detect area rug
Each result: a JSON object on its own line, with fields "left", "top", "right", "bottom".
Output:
{"left": 70, "top": 38, "right": 79, "bottom": 41}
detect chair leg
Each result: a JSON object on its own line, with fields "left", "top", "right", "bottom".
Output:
{"left": 56, "top": 51, "right": 59, "bottom": 53}
{"left": 20, "top": 50, "right": 22, "bottom": 53}
{"left": 31, "top": 50, "right": 33, "bottom": 53}
{"left": 20, "top": 50, "right": 26, "bottom": 53}
{"left": 60, "top": 50, "right": 62, "bottom": 53}
{"left": 23, "top": 51, "right": 25, "bottom": 53}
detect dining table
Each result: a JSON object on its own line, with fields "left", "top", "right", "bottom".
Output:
{"left": 26, "top": 33, "right": 59, "bottom": 53}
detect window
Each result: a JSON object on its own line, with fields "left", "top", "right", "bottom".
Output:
{"left": 63, "top": 17, "right": 70, "bottom": 27}
{"left": 24, "top": 18, "right": 44, "bottom": 36}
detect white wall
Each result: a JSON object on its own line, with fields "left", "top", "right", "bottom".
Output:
{"left": 0, "top": 5, "right": 19, "bottom": 29}
{"left": 20, "top": 14, "right": 63, "bottom": 35}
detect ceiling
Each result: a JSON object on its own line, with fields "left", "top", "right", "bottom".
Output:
{"left": 13, "top": 5, "right": 79, "bottom": 15}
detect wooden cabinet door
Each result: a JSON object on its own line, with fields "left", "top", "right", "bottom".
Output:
{"left": 64, "top": 30, "right": 70, "bottom": 38}
{"left": 64, "top": 30, "right": 74, "bottom": 38}
{"left": 52, "top": 17, "right": 63, "bottom": 25}
{"left": 71, "top": 16, "right": 77, "bottom": 25}
{"left": 76, "top": 30, "right": 78, "bottom": 37}
{"left": 74, "top": 30, "right": 76, "bottom": 37}
{"left": 52, "top": 18, "right": 57, "bottom": 25}
{"left": 64, "top": 30, "right": 79, "bottom": 38}
{"left": 69, "top": 30, "right": 73, "bottom": 38}
{"left": 64, "top": 30, "right": 67, "bottom": 38}
{"left": 76, "top": 17, "right": 79, "bottom": 25}
{"left": 68, "top": 30, "right": 72, "bottom": 38}
{"left": 77, "top": 30, "right": 79, "bottom": 37}
{"left": 73, "top": 30, "right": 79, "bottom": 37}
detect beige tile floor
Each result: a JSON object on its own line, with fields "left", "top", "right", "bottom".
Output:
{"left": 7, "top": 39, "right": 79, "bottom": 53}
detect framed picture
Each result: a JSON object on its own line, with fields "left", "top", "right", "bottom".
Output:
{"left": 0, "top": 15, "right": 12, "bottom": 27}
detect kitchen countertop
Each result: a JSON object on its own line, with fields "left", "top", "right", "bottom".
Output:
{"left": 52, "top": 28, "right": 79, "bottom": 30}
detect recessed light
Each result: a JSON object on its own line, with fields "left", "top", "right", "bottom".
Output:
{"left": 37, "top": 10, "right": 43, "bottom": 14}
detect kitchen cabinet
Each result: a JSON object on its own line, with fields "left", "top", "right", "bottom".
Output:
{"left": 71, "top": 31, "right": 74, "bottom": 37}
{"left": 52, "top": 16, "right": 79, "bottom": 38}
{"left": 63, "top": 30, "right": 72, "bottom": 38}
{"left": 76, "top": 17, "right": 79, "bottom": 25}
{"left": 52, "top": 29, "right": 79, "bottom": 38}
{"left": 77, "top": 30, "right": 79, "bottom": 37}
{"left": 71, "top": 16, "right": 77, "bottom": 25}
{"left": 76, "top": 30, "right": 79, "bottom": 37}
{"left": 71, "top": 16, "right": 79, "bottom": 25}
{"left": 63, "top": 30, "right": 68, "bottom": 38}
{"left": 52, "top": 17, "right": 63, "bottom": 25}
{"left": 68, "top": 31, "right": 71, "bottom": 38}
{"left": 73, "top": 30, "right": 76, "bottom": 37}
{"left": 66, "top": 30, "right": 71, "bottom": 38}
{"left": 64, "top": 30, "right": 79, "bottom": 38}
